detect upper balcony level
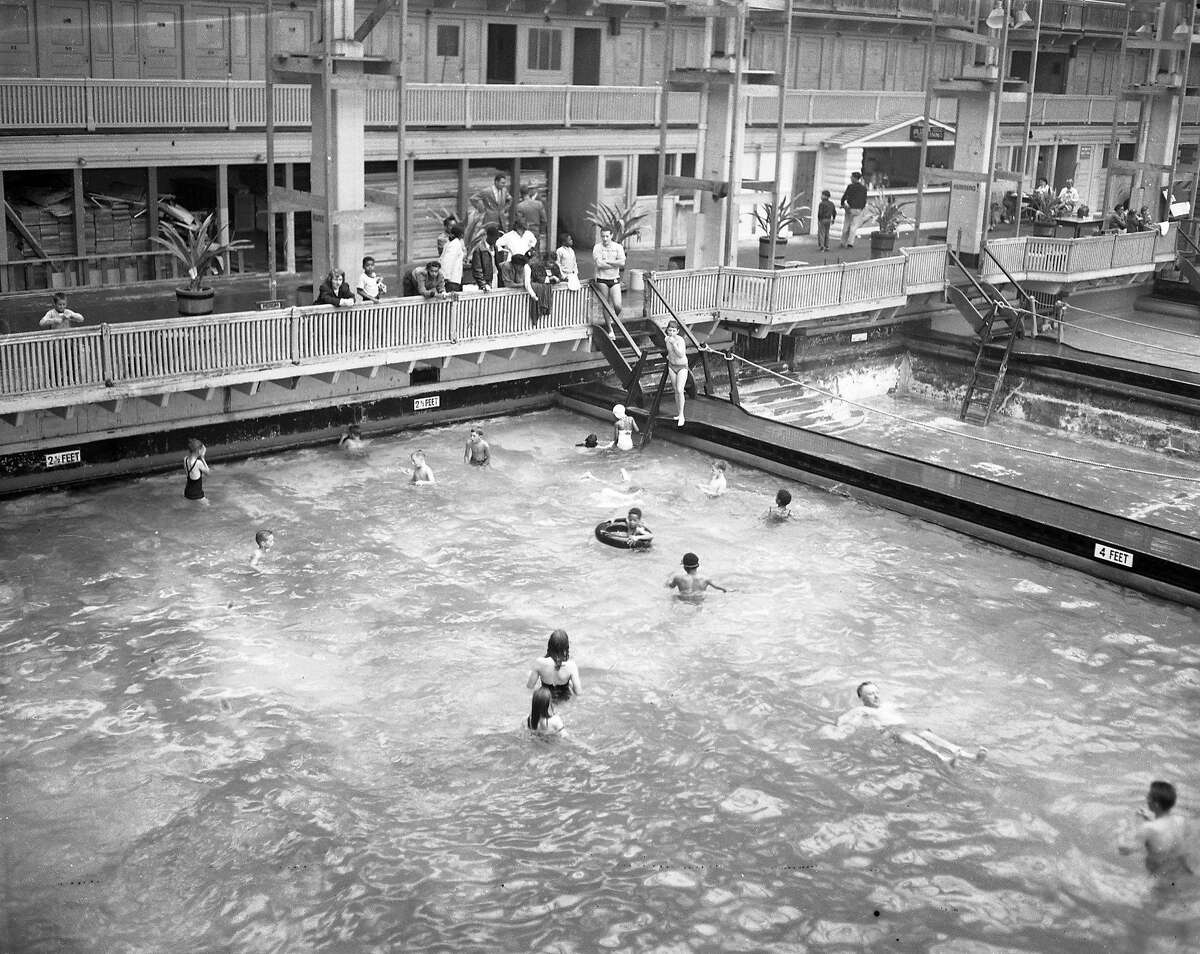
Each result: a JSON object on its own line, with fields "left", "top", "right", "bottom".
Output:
{"left": 0, "top": 80, "right": 1163, "bottom": 138}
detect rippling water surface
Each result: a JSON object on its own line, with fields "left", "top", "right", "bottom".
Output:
{"left": 2, "top": 408, "right": 1197, "bottom": 953}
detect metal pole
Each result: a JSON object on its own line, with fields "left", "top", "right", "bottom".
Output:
{"left": 396, "top": 0, "right": 408, "bottom": 269}
{"left": 654, "top": 1, "right": 675, "bottom": 270}
{"left": 321, "top": 0, "right": 334, "bottom": 276}
{"left": 768, "top": 0, "right": 794, "bottom": 270}
{"left": 1102, "top": 4, "right": 1132, "bottom": 217}
{"left": 981, "top": 3, "right": 1011, "bottom": 256}
{"left": 265, "top": 0, "right": 276, "bottom": 298}
{"left": 912, "top": 2, "right": 937, "bottom": 238}
{"left": 1014, "top": 0, "right": 1042, "bottom": 239}
{"left": 1167, "top": 0, "right": 1195, "bottom": 222}
{"left": 723, "top": 3, "right": 748, "bottom": 267}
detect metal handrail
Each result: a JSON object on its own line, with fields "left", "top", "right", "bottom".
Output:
{"left": 587, "top": 282, "right": 641, "bottom": 357}
{"left": 643, "top": 273, "right": 715, "bottom": 399}
{"left": 980, "top": 244, "right": 1035, "bottom": 314}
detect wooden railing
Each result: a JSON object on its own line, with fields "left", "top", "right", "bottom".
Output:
{"left": 0, "top": 80, "right": 1162, "bottom": 134}
{"left": 979, "top": 224, "right": 1179, "bottom": 283}
{"left": 647, "top": 244, "right": 948, "bottom": 324}
{"left": 0, "top": 286, "right": 592, "bottom": 400}
{"left": 2, "top": 249, "right": 179, "bottom": 295}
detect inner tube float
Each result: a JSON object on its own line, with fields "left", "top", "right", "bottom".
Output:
{"left": 595, "top": 518, "right": 653, "bottom": 550}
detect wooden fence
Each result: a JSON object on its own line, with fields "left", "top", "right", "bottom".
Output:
{"left": 980, "top": 224, "right": 1178, "bottom": 283}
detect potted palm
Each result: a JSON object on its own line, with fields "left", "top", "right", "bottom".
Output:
{"left": 584, "top": 199, "right": 649, "bottom": 246}
{"left": 151, "top": 212, "right": 253, "bottom": 316}
{"left": 1028, "top": 190, "right": 1059, "bottom": 237}
{"left": 752, "top": 196, "right": 810, "bottom": 268}
{"left": 863, "top": 195, "right": 912, "bottom": 258}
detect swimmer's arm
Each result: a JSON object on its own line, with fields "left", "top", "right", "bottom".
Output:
{"left": 569, "top": 665, "right": 582, "bottom": 696}
{"left": 525, "top": 669, "right": 540, "bottom": 690}
{"left": 196, "top": 458, "right": 211, "bottom": 474}
{"left": 1117, "top": 820, "right": 1149, "bottom": 855}
{"left": 339, "top": 434, "right": 347, "bottom": 446}
{"left": 706, "top": 580, "right": 728, "bottom": 593}
{"left": 249, "top": 550, "right": 262, "bottom": 568}
{"left": 835, "top": 707, "right": 865, "bottom": 728}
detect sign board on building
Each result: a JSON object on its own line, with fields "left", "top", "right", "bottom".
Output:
{"left": 45, "top": 449, "right": 82, "bottom": 468}
{"left": 413, "top": 395, "right": 441, "bottom": 411}
{"left": 910, "top": 123, "right": 946, "bottom": 143}
{"left": 1078, "top": 145, "right": 1094, "bottom": 161}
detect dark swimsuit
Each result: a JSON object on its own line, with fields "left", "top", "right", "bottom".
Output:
{"left": 183, "top": 457, "right": 205, "bottom": 500}
{"left": 541, "top": 679, "right": 572, "bottom": 700}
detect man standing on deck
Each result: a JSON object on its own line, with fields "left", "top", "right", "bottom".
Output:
{"left": 840, "top": 171, "right": 868, "bottom": 249}
{"left": 1119, "top": 780, "right": 1194, "bottom": 880}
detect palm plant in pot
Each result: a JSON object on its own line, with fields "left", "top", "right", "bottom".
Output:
{"left": 584, "top": 199, "right": 650, "bottom": 245}
{"left": 752, "top": 196, "right": 810, "bottom": 268}
{"left": 151, "top": 212, "right": 253, "bottom": 316}
{"left": 863, "top": 195, "right": 912, "bottom": 258}
{"left": 1028, "top": 190, "right": 1060, "bottom": 237}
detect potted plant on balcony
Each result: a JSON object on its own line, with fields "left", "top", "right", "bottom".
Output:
{"left": 1028, "top": 190, "right": 1059, "bottom": 237}
{"left": 751, "top": 196, "right": 810, "bottom": 268}
{"left": 863, "top": 195, "right": 912, "bottom": 259}
{"left": 151, "top": 212, "right": 253, "bottom": 316}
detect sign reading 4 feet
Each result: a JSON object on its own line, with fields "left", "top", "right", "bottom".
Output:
{"left": 1093, "top": 543, "right": 1134, "bottom": 568}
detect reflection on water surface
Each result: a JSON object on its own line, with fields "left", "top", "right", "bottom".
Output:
{"left": 1, "top": 408, "right": 1197, "bottom": 953}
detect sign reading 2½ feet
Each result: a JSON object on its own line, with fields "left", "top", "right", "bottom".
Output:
{"left": 413, "top": 396, "right": 440, "bottom": 411}
{"left": 45, "top": 450, "right": 82, "bottom": 469}
{"left": 1093, "top": 543, "right": 1134, "bottom": 568}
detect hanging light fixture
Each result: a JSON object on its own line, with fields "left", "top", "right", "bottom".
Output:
{"left": 986, "top": 0, "right": 1007, "bottom": 30}
{"left": 1173, "top": 19, "right": 1191, "bottom": 37}
{"left": 1012, "top": 1, "right": 1033, "bottom": 29}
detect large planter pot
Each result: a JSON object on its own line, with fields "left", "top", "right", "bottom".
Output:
{"left": 869, "top": 231, "right": 897, "bottom": 259}
{"left": 176, "top": 286, "right": 215, "bottom": 317}
{"left": 758, "top": 236, "right": 788, "bottom": 268}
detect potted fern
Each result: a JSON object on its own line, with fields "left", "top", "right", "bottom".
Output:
{"left": 863, "top": 195, "right": 913, "bottom": 258}
{"left": 752, "top": 196, "right": 810, "bottom": 268}
{"left": 1029, "top": 190, "right": 1059, "bottom": 237}
{"left": 584, "top": 200, "right": 649, "bottom": 246}
{"left": 151, "top": 212, "right": 253, "bottom": 316}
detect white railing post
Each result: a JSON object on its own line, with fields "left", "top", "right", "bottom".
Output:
{"left": 449, "top": 296, "right": 460, "bottom": 343}
{"left": 289, "top": 307, "right": 302, "bottom": 364}
{"left": 227, "top": 78, "right": 235, "bottom": 130}
{"left": 85, "top": 81, "right": 97, "bottom": 131}
{"left": 564, "top": 86, "right": 573, "bottom": 127}
{"left": 837, "top": 263, "right": 846, "bottom": 304}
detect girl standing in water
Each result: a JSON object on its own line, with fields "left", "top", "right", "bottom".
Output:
{"left": 526, "top": 628, "right": 583, "bottom": 701}
{"left": 611, "top": 404, "right": 639, "bottom": 451}
{"left": 526, "top": 687, "right": 565, "bottom": 735}
{"left": 183, "top": 438, "right": 210, "bottom": 503}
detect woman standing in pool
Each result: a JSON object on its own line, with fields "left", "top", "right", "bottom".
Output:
{"left": 612, "top": 404, "right": 639, "bottom": 451}
{"left": 526, "top": 687, "right": 565, "bottom": 735}
{"left": 526, "top": 628, "right": 582, "bottom": 700}
{"left": 664, "top": 320, "right": 690, "bottom": 426}
{"left": 182, "top": 438, "right": 210, "bottom": 503}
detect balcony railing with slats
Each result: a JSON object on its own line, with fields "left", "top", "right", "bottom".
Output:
{"left": 0, "top": 79, "right": 1159, "bottom": 134}
{"left": 979, "top": 225, "right": 1178, "bottom": 283}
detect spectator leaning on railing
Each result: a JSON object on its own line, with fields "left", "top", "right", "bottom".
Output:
{"left": 39, "top": 292, "right": 85, "bottom": 329}
{"left": 315, "top": 269, "right": 355, "bottom": 307}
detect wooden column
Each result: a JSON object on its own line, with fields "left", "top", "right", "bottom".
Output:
{"left": 72, "top": 166, "right": 86, "bottom": 285}
{"left": 147, "top": 166, "right": 160, "bottom": 280}
{"left": 217, "top": 163, "right": 230, "bottom": 274}
{"left": 549, "top": 155, "right": 560, "bottom": 253}
{"left": 405, "top": 157, "right": 414, "bottom": 261}
{"left": 0, "top": 170, "right": 8, "bottom": 293}
{"left": 284, "top": 163, "right": 296, "bottom": 274}
{"left": 510, "top": 157, "right": 521, "bottom": 227}
{"left": 457, "top": 158, "right": 470, "bottom": 218}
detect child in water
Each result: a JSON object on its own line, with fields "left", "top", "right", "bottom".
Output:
{"left": 339, "top": 424, "right": 370, "bottom": 455}
{"left": 703, "top": 460, "right": 728, "bottom": 496}
{"left": 622, "top": 506, "right": 653, "bottom": 547}
{"left": 768, "top": 488, "right": 792, "bottom": 520}
{"left": 666, "top": 552, "right": 727, "bottom": 601}
{"left": 611, "top": 404, "right": 639, "bottom": 451}
{"left": 249, "top": 529, "right": 275, "bottom": 569}
{"left": 464, "top": 426, "right": 491, "bottom": 466}
{"left": 527, "top": 687, "right": 565, "bottom": 735}
{"left": 405, "top": 450, "right": 436, "bottom": 485}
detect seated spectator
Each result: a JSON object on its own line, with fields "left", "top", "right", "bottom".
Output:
{"left": 315, "top": 269, "right": 355, "bottom": 307}
{"left": 1104, "top": 204, "right": 1128, "bottom": 233}
{"left": 405, "top": 261, "right": 447, "bottom": 299}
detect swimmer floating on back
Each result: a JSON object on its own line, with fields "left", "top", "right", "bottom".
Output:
{"left": 403, "top": 450, "right": 435, "bottom": 485}
{"left": 526, "top": 686, "right": 565, "bottom": 735}
{"left": 835, "top": 681, "right": 986, "bottom": 767}
{"left": 525, "top": 628, "right": 583, "bottom": 700}
{"left": 464, "top": 426, "right": 491, "bottom": 467}
{"left": 666, "top": 552, "right": 726, "bottom": 601}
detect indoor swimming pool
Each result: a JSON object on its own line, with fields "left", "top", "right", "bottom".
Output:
{"left": 1, "top": 408, "right": 1197, "bottom": 953}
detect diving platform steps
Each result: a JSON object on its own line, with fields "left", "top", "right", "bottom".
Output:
{"left": 557, "top": 383, "right": 1200, "bottom": 609}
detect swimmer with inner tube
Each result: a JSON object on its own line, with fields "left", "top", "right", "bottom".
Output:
{"left": 526, "top": 628, "right": 582, "bottom": 700}
{"left": 666, "top": 552, "right": 726, "bottom": 601}
{"left": 612, "top": 404, "right": 639, "bottom": 451}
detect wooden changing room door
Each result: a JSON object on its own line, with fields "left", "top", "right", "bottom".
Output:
{"left": 190, "top": 5, "right": 229, "bottom": 78}
{"left": 139, "top": 3, "right": 182, "bottom": 78}
{"left": 39, "top": 1, "right": 91, "bottom": 77}
{"left": 89, "top": 0, "right": 115, "bottom": 77}
{"left": 0, "top": 0, "right": 37, "bottom": 76}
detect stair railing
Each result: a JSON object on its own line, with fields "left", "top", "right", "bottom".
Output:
{"left": 980, "top": 244, "right": 1036, "bottom": 320}
{"left": 587, "top": 282, "right": 642, "bottom": 356}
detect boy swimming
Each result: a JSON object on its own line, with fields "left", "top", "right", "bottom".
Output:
{"left": 666, "top": 552, "right": 726, "bottom": 601}
{"left": 464, "top": 426, "right": 491, "bottom": 466}
{"left": 405, "top": 451, "right": 436, "bottom": 485}
{"left": 339, "top": 423, "right": 370, "bottom": 455}
{"left": 249, "top": 529, "right": 275, "bottom": 569}
{"left": 703, "top": 460, "right": 728, "bottom": 496}
{"left": 768, "top": 488, "right": 792, "bottom": 520}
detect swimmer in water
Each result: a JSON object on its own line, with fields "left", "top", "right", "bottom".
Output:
{"left": 836, "top": 681, "right": 986, "bottom": 767}
{"left": 464, "top": 426, "right": 491, "bottom": 467}
{"left": 339, "top": 423, "right": 370, "bottom": 454}
{"left": 404, "top": 450, "right": 435, "bottom": 485}
{"left": 622, "top": 506, "right": 653, "bottom": 547}
{"left": 183, "top": 438, "right": 210, "bottom": 504}
{"left": 575, "top": 433, "right": 600, "bottom": 450}
{"left": 249, "top": 529, "right": 275, "bottom": 569}
{"left": 666, "top": 552, "right": 726, "bottom": 601}
{"left": 768, "top": 488, "right": 792, "bottom": 520}
{"left": 703, "top": 459, "right": 728, "bottom": 496}
{"left": 612, "top": 404, "right": 639, "bottom": 451}
{"left": 525, "top": 628, "right": 583, "bottom": 700}
{"left": 526, "top": 686, "right": 565, "bottom": 735}
{"left": 1119, "top": 780, "right": 1194, "bottom": 879}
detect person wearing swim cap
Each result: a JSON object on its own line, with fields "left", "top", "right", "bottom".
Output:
{"left": 612, "top": 404, "right": 638, "bottom": 451}
{"left": 667, "top": 552, "right": 726, "bottom": 601}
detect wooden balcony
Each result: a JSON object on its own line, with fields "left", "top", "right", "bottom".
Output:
{"left": 0, "top": 79, "right": 1159, "bottom": 136}
{"left": 646, "top": 245, "right": 948, "bottom": 336}
{"left": 979, "top": 225, "right": 1179, "bottom": 287}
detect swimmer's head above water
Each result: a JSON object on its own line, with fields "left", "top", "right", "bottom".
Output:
{"left": 577, "top": 433, "right": 599, "bottom": 448}
{"left": 546, "top": 628, "right": 570, "bottom": 668}
{"left": 775, "top": 488, "right": 792, "bottom": 508}
{"left": 681, "top": 552, "right": 700, "bottom": 570}
{"left": 856, "top": 681, "right": 881, "bottom": 707}
{"left": 612, "top": 404, "right": 626, "bottom": 420}
{"left": 255, "top": 530, "right": 275, "bottom": 550}
{"left": 1148, "top": 780, "right": 1177, "bottom": 814}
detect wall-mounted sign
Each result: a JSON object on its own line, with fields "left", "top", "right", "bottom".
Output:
{"left": 413, "top": 395, "right": 441, "bottom": 411}
{"left": 1094, "top": 542, "right": 1133, "bottom": 568}
{"left": 910, "top": 123, "right": 946, "bottom": 143}
{"left": 1077, "top": 145, "right": 1094, "bottom": 161}
{"left": 45, "top": 449, "right": 81, "bottom": 468}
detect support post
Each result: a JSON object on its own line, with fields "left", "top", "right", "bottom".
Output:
{"left": 457, "top": 158, "right": 469, "bottom": 219}
{"left": 147, "top": 165, "right": 160, "bottom": 280}
{"left": 768, "top": 0, "right": 794, "bottom": 268}
{"left": 549, "top": 155, "right": 560, "bottom": 254}
{"left": 217, "top": 162, "right": 230, "bottom": 275}
{"left": 912, "top": 11, "right": 935, "bottom": 237}
{"left": 265, "top": 0, "right": 277, "bottom": 298}
{"left": 1014, "top": 0, "right": 1043, "bottom": 238}
{"left": 653, "top": 0, "right": 674, "bottom": 270}
{"left": 284, "top": 162, "right": 296, "bottom": 274}
{"left": 0, "top": 170, "right": 8, "bottom": 293}
{"left": 72, "top": 166, "right": 86, "bottom": 286}
{"left": 722, "top": 6, "right": 748, "bottom": 268}
{"left": 510, "top": 157, "right": 522, "bottom": 227}
{"left": 396, "top": 0, "right": 408, "bottom": 271}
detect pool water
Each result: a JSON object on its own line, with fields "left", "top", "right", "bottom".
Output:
{"left": 2, "top": 407, "right": 1197, "bottom": 953}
